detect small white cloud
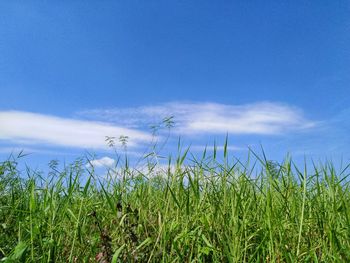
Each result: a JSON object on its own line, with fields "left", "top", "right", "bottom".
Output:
{"left": 79, "top": 101, "right": 316, "bottom": 136}
{"left": 88, "top": 156, "right": 116, "bottom": 168}
{"left": 0, "top": 111, "right": 153, "bottom": 149}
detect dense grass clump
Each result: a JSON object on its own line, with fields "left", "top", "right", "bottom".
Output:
{"left": 1, "top": 150, "right": 350, "bottom": 262}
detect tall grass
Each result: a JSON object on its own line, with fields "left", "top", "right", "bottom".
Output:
{"left": 1, "top": 147, "right": 350, "bottom": 262}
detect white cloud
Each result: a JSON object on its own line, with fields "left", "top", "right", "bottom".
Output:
{"left": 1, "top": 103, "right": 315, "bottom": 151}
{"left": 87, "top": 156, "right": 116, "bottom": 168}
{"left": 0, "top": 111, "right": 153, "bottom": 149}
{"left": 79, "top": 101, "right": 316, "bottom": 135}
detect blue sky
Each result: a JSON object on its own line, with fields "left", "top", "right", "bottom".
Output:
{"left": 0, "top": 1, "right": 349, "bottom": 169}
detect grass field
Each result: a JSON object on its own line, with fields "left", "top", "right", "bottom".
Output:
{"left": 1, "top": 147, "right": 350, "bottom": 262}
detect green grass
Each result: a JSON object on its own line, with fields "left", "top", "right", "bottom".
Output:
{"left": 1, "top": 148, "right": 350, "bottom": 262}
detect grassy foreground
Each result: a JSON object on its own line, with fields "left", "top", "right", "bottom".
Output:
{"left": 1, "top": 150, "right": 350, "bottom": 262}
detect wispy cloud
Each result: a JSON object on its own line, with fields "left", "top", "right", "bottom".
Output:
{"left": 277, "top": 107, "right": 350, "bottom": 157}
{"left": 0, "top": 102, "right": 316, "bottom": 153}
{"left": 87, "top": 156, "right": 116, "bottom": 168}
{"left": 0, "top": 111, "right": 153, "bottom": 149}
{"left": 79, "top": 101, "right": 316, "bottom": 136}
{"left": 0, "top": 146, "right": 78, "bottom": 156}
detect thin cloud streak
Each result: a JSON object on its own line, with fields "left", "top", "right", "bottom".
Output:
{"left": 80, "top": 101, "right": 316, "bottom": 136}
{"left": 190, "top": 145, "right": 245, "bottom": 152}
{"left": 0, "top": 146, "right": 78, "bottom": 156}
{"left": 0, "top": 111, "right": 153, "bottom": 149}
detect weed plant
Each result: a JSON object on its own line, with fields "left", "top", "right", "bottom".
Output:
{"left": 1, "top": 144, "right": 350, "bottom": 262}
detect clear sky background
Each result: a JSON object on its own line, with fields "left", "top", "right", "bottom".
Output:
{"left": 0, "top": 1, "right": 349, "bottom": 169}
